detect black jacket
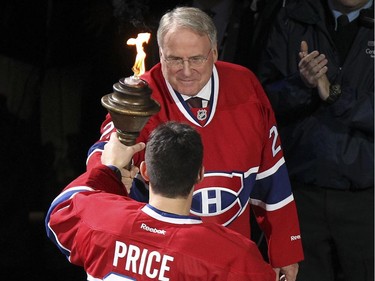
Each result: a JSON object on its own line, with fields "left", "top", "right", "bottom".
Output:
{"left": 257, "top": 0, "right": 374, "bottom": 190}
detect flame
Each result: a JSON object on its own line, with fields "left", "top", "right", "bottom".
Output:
{"left": 126, "top": 33, "right": 151, "bottom": 77}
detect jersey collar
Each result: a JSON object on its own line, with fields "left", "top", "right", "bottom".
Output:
{"left": 166, "top": 65, "right": 219, "bottom": 127}
{"left": 142, "top": 204, "right": 202, "bottom": 225}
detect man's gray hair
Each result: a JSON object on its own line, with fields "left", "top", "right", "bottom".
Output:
{"left": 157, "top": 7, "right": 217, "bottom": 49}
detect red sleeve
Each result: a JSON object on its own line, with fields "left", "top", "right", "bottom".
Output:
{"left": 250, "top": 73, "right": 304, "bottom": 267}
{"left": 64, "top": 164, "right": 127, "bottom": 195}
{"left": 46, "top": 165, "right": 128, "bottom": 264}
{"left": 86, "top": 113, "right": 116, "bottom": 171}
{"left": 252, "top": 202, "right": 304, "bottom": 267}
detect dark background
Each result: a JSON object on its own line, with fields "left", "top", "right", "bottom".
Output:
{"left": 0, "top": 0, "right": 281, "bottom": 279}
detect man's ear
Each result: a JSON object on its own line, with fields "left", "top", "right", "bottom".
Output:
{"left": 196, "top": 166, "right": 205, "bottom": 184}
{"left": 140, "top": 161, "right": 149, "bottom": 181}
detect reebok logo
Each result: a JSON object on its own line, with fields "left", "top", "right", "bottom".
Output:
{"left": 290, "top": 235, "right": 301, "bottom": 241}
{"left": 140, "top": 223, "right": 166, "bottom": 235}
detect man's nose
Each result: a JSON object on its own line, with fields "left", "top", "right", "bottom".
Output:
{"left": 181, "top": 60, "right": 193, "bottom": 75}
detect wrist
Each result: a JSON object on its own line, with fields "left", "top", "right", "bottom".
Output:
{"left": 325, "top": 84, "right": 342, "bottom": 104}
{"left": 316, "top": 75, "right": 330, "bottom": 99}
{"left": 106, "top": 165, "right": 122, "bottom": 181}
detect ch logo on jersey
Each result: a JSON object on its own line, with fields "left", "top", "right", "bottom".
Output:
{"left": 191, "top": 172, "right": 250, "bottom": 226}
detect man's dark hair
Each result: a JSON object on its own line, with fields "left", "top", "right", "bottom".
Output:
{"left": 145, "top": 121, "right": 203, "bottom": 198}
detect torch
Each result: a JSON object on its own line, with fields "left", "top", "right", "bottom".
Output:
{"left": 101, "top": 33, "right": 160, "bottom": 168}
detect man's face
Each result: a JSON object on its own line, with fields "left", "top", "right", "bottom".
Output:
{"left": 159, "top": 28, "right": 218, "bottom": 97}
{"left": 331, "top": 0, "right": 370, "bottom": 13}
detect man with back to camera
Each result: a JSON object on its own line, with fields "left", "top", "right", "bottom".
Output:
{"left": 87, "top": 6, "right": 304, "bottom": 280}
{"left": 45, "top": 121, "right": 277, "bottom": 280}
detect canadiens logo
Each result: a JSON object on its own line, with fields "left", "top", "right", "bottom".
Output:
{"left": 191, "top": 172, "right": 253, "bottom": 226}
{"left": 196, "top": 109, "right": 207, "bottom": 121}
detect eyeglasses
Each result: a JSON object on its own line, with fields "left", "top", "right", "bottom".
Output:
{"left": 161, "top": 49, "right": 212, "bottom": 69}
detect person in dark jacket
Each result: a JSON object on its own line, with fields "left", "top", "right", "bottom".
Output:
{"left": 256, "top": 0, "right": 374, "bottom": 281}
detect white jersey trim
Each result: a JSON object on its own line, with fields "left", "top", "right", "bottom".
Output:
{"left": 250, "top": 194, "right": 294, "bottom": 211}
{"left": 100, "top": 121, "right": 115, "bottom": 140}
{"left": 87, "top": 273, "right": 102, "bottom": 281}
{"left": 141, "top": 205, "right": 202, "bottom": 225}
{"left": 51, "top": 186, "right": 94, "bottom": 205}
{"left": 256, "top": 157, "right": 285, "bottom": 180}
{"left": 167, "top": 65, "right": 219, "bottom": 127}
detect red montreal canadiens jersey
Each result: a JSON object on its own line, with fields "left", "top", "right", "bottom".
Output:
{"left": 46, "top": 165, "right": 276, "bottom": 281}
{"left": 87, "top": 61, "right": 304, "bottom": 267}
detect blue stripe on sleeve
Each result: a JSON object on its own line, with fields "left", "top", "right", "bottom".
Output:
{"left": 45, "top": 187, "right": 92, "bottom": 259}
{"left": 250, "top": 163, "right": 292, "bottom": 205}
{"left": 87, "top": 141, "right": 106, "bottom": 157}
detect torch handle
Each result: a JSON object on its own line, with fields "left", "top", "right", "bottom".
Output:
{"left": 116, "top": 129, "right": 138, "bottom": 170}
{"left": 118, "top": 132, "right": 149, "bottom": 197}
